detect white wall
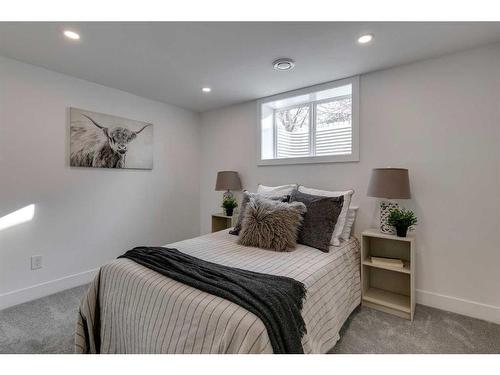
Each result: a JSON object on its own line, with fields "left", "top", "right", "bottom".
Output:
{"left": 0, "top": 57, "right": 201, "bottom": 308}
{"left": 200, "top": 43, "right": 500, "bottom": 323}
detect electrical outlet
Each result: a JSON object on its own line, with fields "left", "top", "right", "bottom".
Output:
{"left": 31, "top": 255, "right": 42, "bottom": 270}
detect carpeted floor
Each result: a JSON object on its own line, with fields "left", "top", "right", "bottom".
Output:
{"left": 0, "top": 285, "right": 87, "bottom": 354}
{"left": 0, "top": 285, "right": 499, "bottom": 354}
{"left": 332, "top": 305, "right": 500, "bottom": 353}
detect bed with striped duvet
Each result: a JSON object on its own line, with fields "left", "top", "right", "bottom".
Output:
{"left": 75, "top": 229, "right": 361, "bottom": 354}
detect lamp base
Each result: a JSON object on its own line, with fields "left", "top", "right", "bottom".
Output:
{"left": 223, "top": 190, "right": 233, "bottom": 200}
{"left": 379, "top": 201, "right": 399, "bottom": 234}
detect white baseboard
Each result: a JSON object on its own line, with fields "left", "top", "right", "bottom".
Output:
{"left": 2, "top": 270, "right": 499, "bottom": 326}
{"left": 0, "top": 268, "right": 98, "bottom": 311}
{"left": 417, "top": 289, "right": 500, "bottom": 325}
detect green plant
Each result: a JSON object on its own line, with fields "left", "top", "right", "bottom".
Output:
{"left": 222, "top": 196, "right": 238, "bottom": 210}
{"left": 387, "top": 208, "right": 418, "bottom": 229}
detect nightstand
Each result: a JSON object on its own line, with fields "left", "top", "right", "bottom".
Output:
{"left": 361, "top": 229, "right": 416, "bottom": 320}
{"left": 211, "top": 213, "right": 238, "bottom": 233}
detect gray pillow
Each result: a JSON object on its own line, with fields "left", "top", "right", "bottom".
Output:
{"left": 229, "top": 191, "right": 290, "bottom": 236}
{"left": 237, "top": 197, "right": 306, "bottom": 252}
{"left": 290, "top": 189, "right": 344, "bottom": 252}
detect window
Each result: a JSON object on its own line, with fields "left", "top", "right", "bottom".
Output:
{"left": 258, "top": 77, "right": 359, "bottom": 165}
{"left": 275, "top": 105, "right": 310, "bottom": 158}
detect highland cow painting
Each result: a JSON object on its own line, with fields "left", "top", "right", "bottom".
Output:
{"left": 70, "top": 108, "right": 153, "bottom": 170}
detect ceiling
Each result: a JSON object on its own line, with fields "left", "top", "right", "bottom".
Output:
{"left": 1, "top": 22, "right": 500, "bottom": 112}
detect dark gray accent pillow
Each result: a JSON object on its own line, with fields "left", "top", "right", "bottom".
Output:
{"left": 290, "top": 189, "right": 344, "bottom": 252}
{"left": 237, "top": 197, "right": 306, "bottom": 252}
{"left": 229, "top": 191, "right": 290, "bottom": 236}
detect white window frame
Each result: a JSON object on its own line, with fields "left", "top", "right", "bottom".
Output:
{"left": 257, "top": 76, "right": 359, "bottom": 166}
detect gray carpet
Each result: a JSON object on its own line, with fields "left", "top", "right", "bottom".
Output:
{"left": 0, "top": 285, "right": 87, "bottom": 354}
{"left": 332, "top": 305, "right": 500, "bottom": 353}
{"left": 0, "top": 285, "right": 499, "bottom": 354}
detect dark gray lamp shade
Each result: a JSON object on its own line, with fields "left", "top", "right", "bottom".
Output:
{"left": 367, "top": 168, "right": 411, "bottom": 199}
{"left": 215, "top": 171, "right": 242, "bottom": 191}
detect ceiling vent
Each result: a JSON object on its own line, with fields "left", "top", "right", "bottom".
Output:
{"left": 273, "top": 58, "right": 295, "bottom": 71}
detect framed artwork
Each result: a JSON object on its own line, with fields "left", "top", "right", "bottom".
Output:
{"left": 70, "top": 107, "right": 153, "bottom": 169}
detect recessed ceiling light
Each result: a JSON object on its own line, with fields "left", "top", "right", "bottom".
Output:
{"left": 201, "top": 87, "right": 212, "bottom": 93}
{"left": 63, "top": 30, "right": 80, "bottom": 40}
{"left": 273, "top": 58, "right": 295, "bottom": 71}
{"left": 357, "top": 34, "right": 373, "bottom": 44}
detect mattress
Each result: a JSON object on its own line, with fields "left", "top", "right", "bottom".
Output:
{"left": 75, "top": 230, "right": 361, "bottom": 354}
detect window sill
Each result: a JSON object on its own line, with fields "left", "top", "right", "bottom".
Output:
{"left": 257, "top": 154, "right": 359, "bottom": 166}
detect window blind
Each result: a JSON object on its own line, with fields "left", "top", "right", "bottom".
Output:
{"left": 276, "top": 129, "right": 310, "bottom": 158}
{"left": 315, "top": 124, "right": 352, "bottom": 156}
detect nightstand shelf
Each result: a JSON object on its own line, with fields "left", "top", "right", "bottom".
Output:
{"left": 211, "top": 213, "right": 238, "bottom": 233}
{"left": 362, "top": 259, "right": 411, "bottom": 274}
{"left": 363, "top": 287, "right": 411, "bottom": 314}
{"left": 361, "top": 229, "right": 416, "bottom": 320}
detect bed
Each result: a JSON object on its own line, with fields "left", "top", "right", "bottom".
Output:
{"left": 75, "top": 229, "right": 361, "bottom": 354}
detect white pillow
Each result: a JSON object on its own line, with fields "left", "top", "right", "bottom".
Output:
{"left": 257, "top": 184, "right": 297, "bottom": 197}
{"left": 341, "top": 206, "right": 358, "bottom": 241}
{"left": 297, "top": 186, "right": 354, "bottom": 246}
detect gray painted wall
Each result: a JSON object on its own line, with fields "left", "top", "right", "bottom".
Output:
{"left": 0, "top": 57, "right": 201, "bottom": 307}
{"left": 199, "top": 44, "right": 500, "bottom": 323}
{"left": 1, "top": 43, "right": 499, "bottom": 323}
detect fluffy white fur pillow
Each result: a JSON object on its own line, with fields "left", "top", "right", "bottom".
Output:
{"left": 238, "top": 197, "right": 306, "bottom": 252}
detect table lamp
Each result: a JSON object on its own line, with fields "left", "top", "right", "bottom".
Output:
{"left": 367, "top": 168, "right": 411, "bottom": 234}
{"left": 215, "top": 171, "right": 242, "bottom": 201}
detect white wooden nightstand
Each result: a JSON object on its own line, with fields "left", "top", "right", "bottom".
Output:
{"left": 211, "top": 213, "right": 238, "bottom": 233}
{"left": 361, "top": 229, "right": 416, "bottom": 320}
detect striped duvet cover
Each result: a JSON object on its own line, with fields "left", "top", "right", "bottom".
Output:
{"left": 75, "top": 229, "right": 361, "bottom": 354}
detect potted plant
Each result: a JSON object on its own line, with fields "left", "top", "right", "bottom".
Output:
{"left": 222, "top": 196, "right": 238, "bottom": 217}
{"left": 387, "top": 208, "right": 418, "bottom": 237}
